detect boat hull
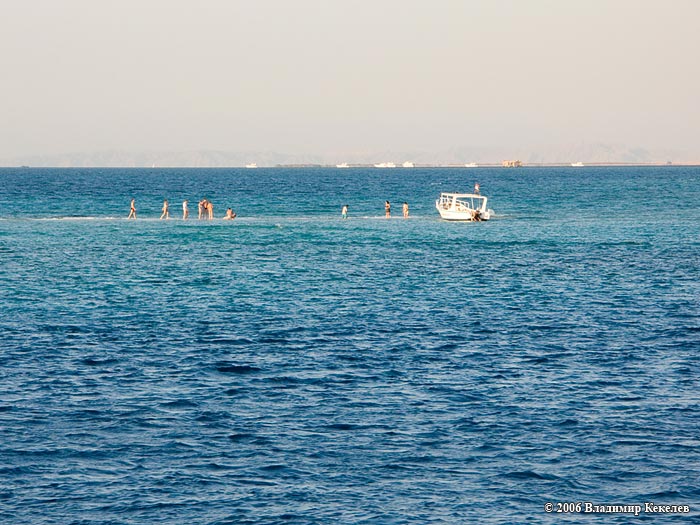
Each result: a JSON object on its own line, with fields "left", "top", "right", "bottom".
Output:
{"left": 437, "top": 207, "right": 491, "bottom": 221}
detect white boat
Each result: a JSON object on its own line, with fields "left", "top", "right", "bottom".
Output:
{"left": 436, "top": 192, "right": 493, "bottom": 221}
{"left": 336, "top": 163, "right": 350, "bottom": 168}
{"left": 245, "top": 163, "right": 258, "bottom": 169}
{"left": 465, "top": 162, "right": 479, "bottom": 168}
{"left": 571, "top": 162, "right": 584, "bottom": 167}
{"left": 373, "top": 162, "right": 396, "bottom": 168}
{"left": 402, "top": 161, "right": 415, "bottom": 168}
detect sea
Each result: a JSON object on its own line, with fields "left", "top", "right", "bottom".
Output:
{"left": 0, "top": 166, "right": 698, "bottom": 524}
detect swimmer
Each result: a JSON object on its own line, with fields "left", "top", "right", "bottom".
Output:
{"left": 160, "top": 199, "right": 169, "bottom": 220}
{"left": 198, "top": 199, "right": 206, "bottom": 220}
{"left": 474, "top": 183, "right": 480, "bottom": 195}
{"left": 402, "top": 202, "right": 409, "bottom": 218}
{"left": 182, "top": 200, "right": 189, "bottom": 220}
{"left": 341, "top": 204, "right": 348, "bottom": 219}
{"left": 385, "top": 200, "right": 391, "bottom": 218}
{"left": 207, "top": 200, "right": 214, "bottom": 220}
{"left": 223, "top": 208, "right": 237, "bottom": 220}
{"left": 127, "top": 198, "right": 136, "bottom": 219}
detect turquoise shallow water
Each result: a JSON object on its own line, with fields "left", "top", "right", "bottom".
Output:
{"left": 0, "top": 167, "right": 699, "bottom": 523}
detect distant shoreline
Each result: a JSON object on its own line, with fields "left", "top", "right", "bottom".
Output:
{"left": 4, "top": 162, "right": 700, "bottom": 169}
{"left": 274, "top": 162, "right": 699, "bottom": 168}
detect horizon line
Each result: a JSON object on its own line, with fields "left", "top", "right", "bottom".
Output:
{"left": 3, "top": 162, "right": 700, "bottom": 169}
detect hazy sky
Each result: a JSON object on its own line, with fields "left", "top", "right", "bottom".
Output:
{"left": 1, "top": 0, "right": 698, "bottom": 158}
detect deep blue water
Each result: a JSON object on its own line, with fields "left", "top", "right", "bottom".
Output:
{"left": 0, "top": 167, "right": 698, "bottom": 524}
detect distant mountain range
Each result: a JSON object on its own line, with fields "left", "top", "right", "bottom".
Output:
{"left": 1, "top": 143, "right": 696, "bottom": 167}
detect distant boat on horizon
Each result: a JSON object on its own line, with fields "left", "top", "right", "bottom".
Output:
{"left": 402, "top": 161, "right": 415, "bottom": 168}
{"left": 571, "top": 162, "right": 585, "bottom": 167}
{"left": 245, "top": 163, "right": 258, "bottom": 169}
{"left": 502, "top": 160, "right": 523, "bottom": 168}
{"left": 336, "top": 162, "right": 350, "bottom": 168}
{"left": 374, "top": 162, "right": 396, "bottom": 168}
{"left": 465, "top": 162, "right": 479, "bottom": 168}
